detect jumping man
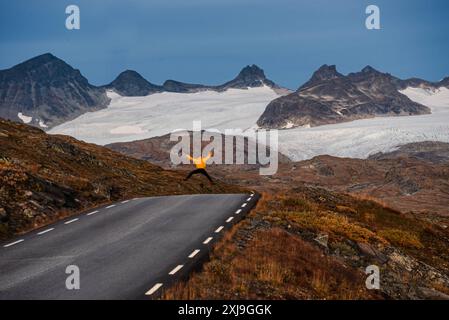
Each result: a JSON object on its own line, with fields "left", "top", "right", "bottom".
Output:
{"left": 184, "top": 152, "right": 213, "bottom": 183}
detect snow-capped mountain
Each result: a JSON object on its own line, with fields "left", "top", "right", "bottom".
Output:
{"left": 0, "top": 53, "right": 287, "bottom": 130}
{"left": 276, "top": 86, "right": 449, "bottom": 161}
{"left": 257, "top": 65, "right": 436, "bottom": 129}
{"left": 0, "top": 53, "right": 110, "bottom": 128}
{"left": 2, "top": 53, "right": 449, "bottom": 163}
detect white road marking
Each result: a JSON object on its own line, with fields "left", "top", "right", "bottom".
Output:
{"left": 203, "top": 237, "right": 213, "bottom": 244}
{"left": 86, "top": 210, "right": 98, "bottom": 216}
{"left": 241, "top": 203, "right": 247, "bottom": 208}
{"left": 133, "top": 198, "right": 139, "bottom": 201}
{"left": 169, "top": 265, "right": 183, "bottom": 275}
{"left": 235, "top": 209, "right": 242, "bottom": 214}
{"left": 247, "top": 197, "right": 251, "bottom": 201}
{"left": 145, "top": 283, "right": 163, "bottom": 296}
{"left": 188, "top": 249, "right": 200, "bottom": 258}
{"left": 64, "top": 218, "right": 79, "bottom": 225}
{"left": 226, "top": 217, "right": 234, "bottom": 223}
{"left": 37, "top": 228, "right": 54, "bottom": 235}
{"left": 121, "top": 200, "right": 129, "bottom": 204}
{"left": 215, "top": 226, "right": 224, "bottom": 233}
{"left": 106, "top": 205, "right": 116, "bottom": 209}
{"left": 3, "top": 239, "right": 24, "bottom": 247}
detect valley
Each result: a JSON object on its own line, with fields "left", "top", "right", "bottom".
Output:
{"left": 1, "top": 53, "right": 449, "bottom": 301}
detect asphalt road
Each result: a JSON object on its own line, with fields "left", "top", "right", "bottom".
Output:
{"left": 0, "top": 193, "right": 257, "bottom": 300}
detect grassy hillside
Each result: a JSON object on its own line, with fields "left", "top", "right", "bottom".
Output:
{"left": 162, "top": 187, "right": 449, "bottom": 299}
{"left": 0, "top": 119, "right": 242, "bottom": 239}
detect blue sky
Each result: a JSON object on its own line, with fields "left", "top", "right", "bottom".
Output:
{"left": 1, "top": 0, "right": 448, "bottom": 89}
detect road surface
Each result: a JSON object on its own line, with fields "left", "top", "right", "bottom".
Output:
{"left": 0, "top": 193, "right": 257, "bottom": 300}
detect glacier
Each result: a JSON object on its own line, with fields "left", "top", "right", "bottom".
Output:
{"left": 49, "top": 86, "right": 449, "bottom": 161}
{"left": 276, "top": 87, "right": 449, "bottom": 160}
{"left": 49, "top": 86, "right": 280, "bottom": 145}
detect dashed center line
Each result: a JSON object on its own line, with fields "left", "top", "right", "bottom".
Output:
{"left": 169, "top": 265, "right": 183, "bottom": 275}
{"left": 226, "top": 217, "right": 234, "bottom": 223}
{"left": 215, "top": 226, "right": 224, "bottom": 233}
{"left": 188, "top": 249, "right": 200, "bottom": 258}
{"left": 37, "top": 228, "right": 54, "bottom": 235}
{"left": 203, "top": 237, "right": 213, "bottom": 244}
{"left": 246, "top": 197, "right": 251, "bottom": 201}
{"left": 145, "top": 283, "right": 163, "bottom": 296}
{"left": 241, "top": 203, "right": 247, "bottom": 208}
{"left": 106, "top": 205, "right": 116, "bottom": 209}
{"left": 86, "top": 210, "right": 98, "bottom": 216}
{"left": 3, "top": 239, "right": 24, "bottom": 248}
{"left": 64, "top": 218, "right": 79, "bottom": 225}
{"left": 121, "top": 200, "right": 129, "bottom": 204}
{"left": 235, "top": 209, "right": 242, "bottom": 214}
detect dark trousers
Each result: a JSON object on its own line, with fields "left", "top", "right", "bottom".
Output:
{"left": 185, "top": 168, "right": 213, "bottom": 183}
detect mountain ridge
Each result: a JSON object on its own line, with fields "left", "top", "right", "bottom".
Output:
{"left": 1, "top": 53, "right": 447, "bottom": 131}
{"left": 256, "top": 64, "right": 448, "bottom": 129}
{"left": 0, "top": 53, "right": 110, "bottom": 129}
{"left": 0, "top": 53, "right": 287, "bottom": 130}
{"left": 106, "top": 64, "right": 284, "bottom": 94}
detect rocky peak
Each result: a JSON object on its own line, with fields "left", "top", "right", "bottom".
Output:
{"left": 113, "top": 70, "right": 146, "bottom": 82}
{"left": 299, "top": 64, "right": 343, "bottom": 90}
{"left": 1, "top": 52, "right": 86, "bottom": 85}
{"left": 106, "top": 70, "right": 162, "bottom": 96}
{"left": 14, "top": 53, "right": 58, "bottom": 68}
{"left": 0, "top": 53, "right": 109, "bottom": 129}
{"left": 220, "top": 64, "right": 278, "bottom": 90}
{"left": 258, "top": 63, "right": 430, "bottom": 130}
{"left": 236, "top": 64, "right": 266, "bottom": 81}
{"left": 313, "top": 64, "right": 342, "bottom": 79}
{"left": 361, "top": 65, "right": 379, "bottom": 74}
{"left": 347, "top": 65, "right": 397, "bottom": 85}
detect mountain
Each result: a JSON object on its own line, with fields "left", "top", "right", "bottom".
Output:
{"left": 298, "top": 64, "right": 344, "bottom": 89}
{"left": 162, "top": 79, "right": 209, "bottom": 93}
{"left": 104, "top": 70, "right": 163, "bottom": 96}
{"left": 159, "top": 64, "right": 284, "bottom": 94}
{"left": 0, "top": 118, "right": 241, "bottom": 239}
{"left": 103, "top": 64, "right": 285, "bottom": 95}
{"left": 257, "top": 65, "right": 432, "bottom": 129}
{"left": 0, "top": 53, "right": 110, "bottom": 129}
{"left": 0, "top": 53, "right": 286, "bottom": 132}
{"left": 218, "top": 64, "right": 280, "bottom": 90}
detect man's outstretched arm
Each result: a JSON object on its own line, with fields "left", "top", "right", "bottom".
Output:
{"left": 204, "top": 152, "right": 212, "bottom": 161}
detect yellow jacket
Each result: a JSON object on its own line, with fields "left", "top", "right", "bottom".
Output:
{"left": 186, "top": 153, "right": 212, "bottom": 169}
